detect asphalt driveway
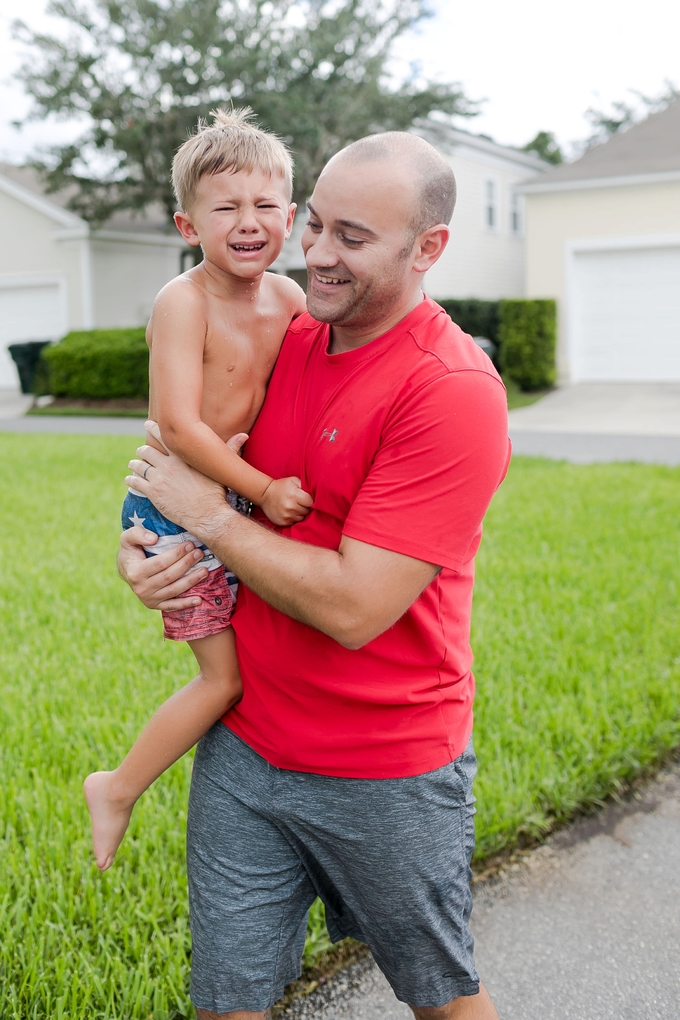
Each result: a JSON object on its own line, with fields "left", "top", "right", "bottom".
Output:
{"left": 280, "top": 761, "right": 680, "bottom": 1020}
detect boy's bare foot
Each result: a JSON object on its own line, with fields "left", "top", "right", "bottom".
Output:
{"left": 83, "top": 771, "right": 135, "bottom": 871}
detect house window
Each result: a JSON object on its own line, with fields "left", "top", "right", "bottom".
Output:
{"left": 510, "top": 191, "right": 523, "bottom": 235}
{"left": 484, "top": 179, "right": 498, "bottom": 231}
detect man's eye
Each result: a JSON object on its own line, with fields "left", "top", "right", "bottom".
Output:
{"left": 307, "top": 220, "right": 322, "bottom": 231}
{"left": 341, "top": 235, "right": 363, "bottom": 247}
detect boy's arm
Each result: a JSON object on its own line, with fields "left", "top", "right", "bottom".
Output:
{"left": 149, "top": 282, "right": 276, "bottom": 506}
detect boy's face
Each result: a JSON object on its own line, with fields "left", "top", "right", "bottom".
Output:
{"left": 174, "top": 167, "right": 295, "bottom": 278}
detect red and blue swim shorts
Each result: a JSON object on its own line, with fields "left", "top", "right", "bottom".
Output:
{"left": 122, "top": 489, "right": 249, "bottom": 642}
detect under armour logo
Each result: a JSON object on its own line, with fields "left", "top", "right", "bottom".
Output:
{"left": 321, "top": 428, "right": 339, "bottom": 442}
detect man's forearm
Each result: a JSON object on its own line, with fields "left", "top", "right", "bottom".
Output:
{"left": 125, "top": 443, "right": 439, "bottom": 646}
{"left": 199, "top": 508, "right": 357, "bottom": 644}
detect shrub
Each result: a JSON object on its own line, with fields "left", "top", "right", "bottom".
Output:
{"left": 499, "top": 299, "right": 556, "bottom": 391}
{"left": 437, "top": 299, "right": 500, "bottom": 345}
{"left": 38, "top": 328, "right": 149, "bottom": 399}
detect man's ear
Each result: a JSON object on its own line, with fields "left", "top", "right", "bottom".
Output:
{"left": 174, "top": 210, "right": 202, "bottom": 247}
{"left": 412, "top": 224, "right": 450, "bottom": 275}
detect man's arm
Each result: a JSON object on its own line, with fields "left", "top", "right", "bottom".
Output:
{"left": 123, "top": 443, "right": 439, "bottom": 649}
{"left": 122, "top": 369, "right": 509, "bottom": 646}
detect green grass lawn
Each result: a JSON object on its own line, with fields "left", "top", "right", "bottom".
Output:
{"left": 1, "top": 434, "right": 679, "bottom": 1018}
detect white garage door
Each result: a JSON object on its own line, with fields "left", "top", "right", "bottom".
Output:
{"left": 571, "top": 245, "right": 680, "bottom": 381}
{"left": 0, "top": 279, "right": 66, "bottom": 388}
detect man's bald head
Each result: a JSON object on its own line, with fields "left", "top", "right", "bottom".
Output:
{"left": 329, "top": 131, "right": 456, "bottom": 239}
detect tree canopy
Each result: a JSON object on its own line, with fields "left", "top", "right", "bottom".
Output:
{"left": 585, "top": 80, "right": 678, "bottom": 149}
{"left": 522, "top": 131, "right": 562, "bottom": 166}
{"left": 14, "top": 0, "right": 475, "bottom": 224}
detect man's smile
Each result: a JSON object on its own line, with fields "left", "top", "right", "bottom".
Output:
{"left": 313, "top": 271, "right": 351, "bottom": 286}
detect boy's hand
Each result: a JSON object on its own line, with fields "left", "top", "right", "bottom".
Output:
{"left": 260, "top": 476, "right": 313, "bottom": 527}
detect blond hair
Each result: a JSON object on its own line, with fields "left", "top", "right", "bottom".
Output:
{"left": 172, "top": 107, "right": 293, "bottom": 211}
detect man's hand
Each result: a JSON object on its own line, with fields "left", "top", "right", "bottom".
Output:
{"left": 126, "top": 442, "right": 233, "bottom": 537}
{"left": 118, "top": 528, "right": 209, "bottom": 611}
{"left": 260, "top": 476, "right": 314, "bottom": 527}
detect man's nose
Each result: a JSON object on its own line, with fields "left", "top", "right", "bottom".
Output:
{"left": 303, "top": 226, "right": 339, "bottom": 268}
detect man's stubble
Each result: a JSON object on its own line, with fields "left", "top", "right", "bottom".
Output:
{"left": 306, "top": 254, "right": 413, "bottom": 333}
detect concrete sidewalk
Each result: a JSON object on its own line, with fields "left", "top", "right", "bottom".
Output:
{"left": 508, "top": 384, "right": 680, "bottom": 465}
{"left": 280, "top": 761, "right": 680, "bottom": 1020}
{"left": 0, "top": 414, "right": 147, "bottom": 435}
{"left": 508, "top": 383, "right": 680, "bottom": 436}
{"left": 0, "top": 388, "right": 33, "bottom": 419}
{"left": 509, "top": 431, "right": 680, "bottom": 465}
{"left": 508, "top": 383, "right": 680, "bottom": 465}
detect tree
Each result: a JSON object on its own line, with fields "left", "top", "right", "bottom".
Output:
{"left": 585, "top": 80, "right": 678, "bottom": 149}
{"left": 13, "top": 0, "right": 476, "bottom": 224}
{"left": 522, "top": 131, "right": 562, "bottom": 166}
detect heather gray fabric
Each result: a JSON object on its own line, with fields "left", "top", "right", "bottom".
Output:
{"left": 187, "top": 723, "right": 479, "bottom": 1014}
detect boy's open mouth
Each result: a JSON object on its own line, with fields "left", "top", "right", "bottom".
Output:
{"left": 230, "top": 242, "right": 267, "bottom": 252}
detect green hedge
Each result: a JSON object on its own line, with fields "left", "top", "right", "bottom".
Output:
{"left": 437, "top": 299, "right": 500, "bottom": 346}
{"left": 36, "top": 302, "right": 556, "bottom": 400}
{"left": 38, "top": 329, "right": 149, "bottom": 399}
{"left": 498, "top": 299, "right": 557, "bottom": 391}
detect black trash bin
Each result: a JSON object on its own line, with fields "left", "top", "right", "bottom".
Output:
{"left": 8, "top": 341, "right": 52, "bottom": 394}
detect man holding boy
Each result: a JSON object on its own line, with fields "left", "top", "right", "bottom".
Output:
{"left": 120, "top": 130, "right": 509, "bottom": 1020}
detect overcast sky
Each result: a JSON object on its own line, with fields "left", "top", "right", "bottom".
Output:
{"left": 1, "top": 0, "right": 678, "bottom": 163}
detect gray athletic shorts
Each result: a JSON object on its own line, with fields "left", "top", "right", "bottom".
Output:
{"left": 187, "top": 723, "right": 479, "bottom": 1014}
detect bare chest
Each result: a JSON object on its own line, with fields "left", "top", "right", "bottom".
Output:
{"left": 201, "top": 300, "right": 290, "bottom": 435}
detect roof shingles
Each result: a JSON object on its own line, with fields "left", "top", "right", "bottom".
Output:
{"left": 526, "top": 99, "right": 680, "bottom": 186}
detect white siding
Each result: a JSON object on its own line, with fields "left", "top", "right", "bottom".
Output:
{"left": 91, "top": 239, "right": 182, "bottom": 328}
{"left": 424, "top": 149, "right": 531, "bottom": 301}
{"left": 0, "top": 187, "right": 85, "bottom": 333}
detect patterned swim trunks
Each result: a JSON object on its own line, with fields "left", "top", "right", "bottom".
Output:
{"left": 122, "top": 489, "right": 250, "bottom": 642}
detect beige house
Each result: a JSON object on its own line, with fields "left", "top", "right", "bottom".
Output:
{"left": 274, "top": 123, "right": 548, "bottom": 301}
{"left": 0, "top": 164, "right": 187, "bottom": 388}
{"left": 519, "top": 101, "right": 680, "bottom": 382}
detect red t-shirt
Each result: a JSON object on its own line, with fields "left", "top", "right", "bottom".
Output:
{"left": 225, "top": 296, "right": 510, "bottom": 778}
